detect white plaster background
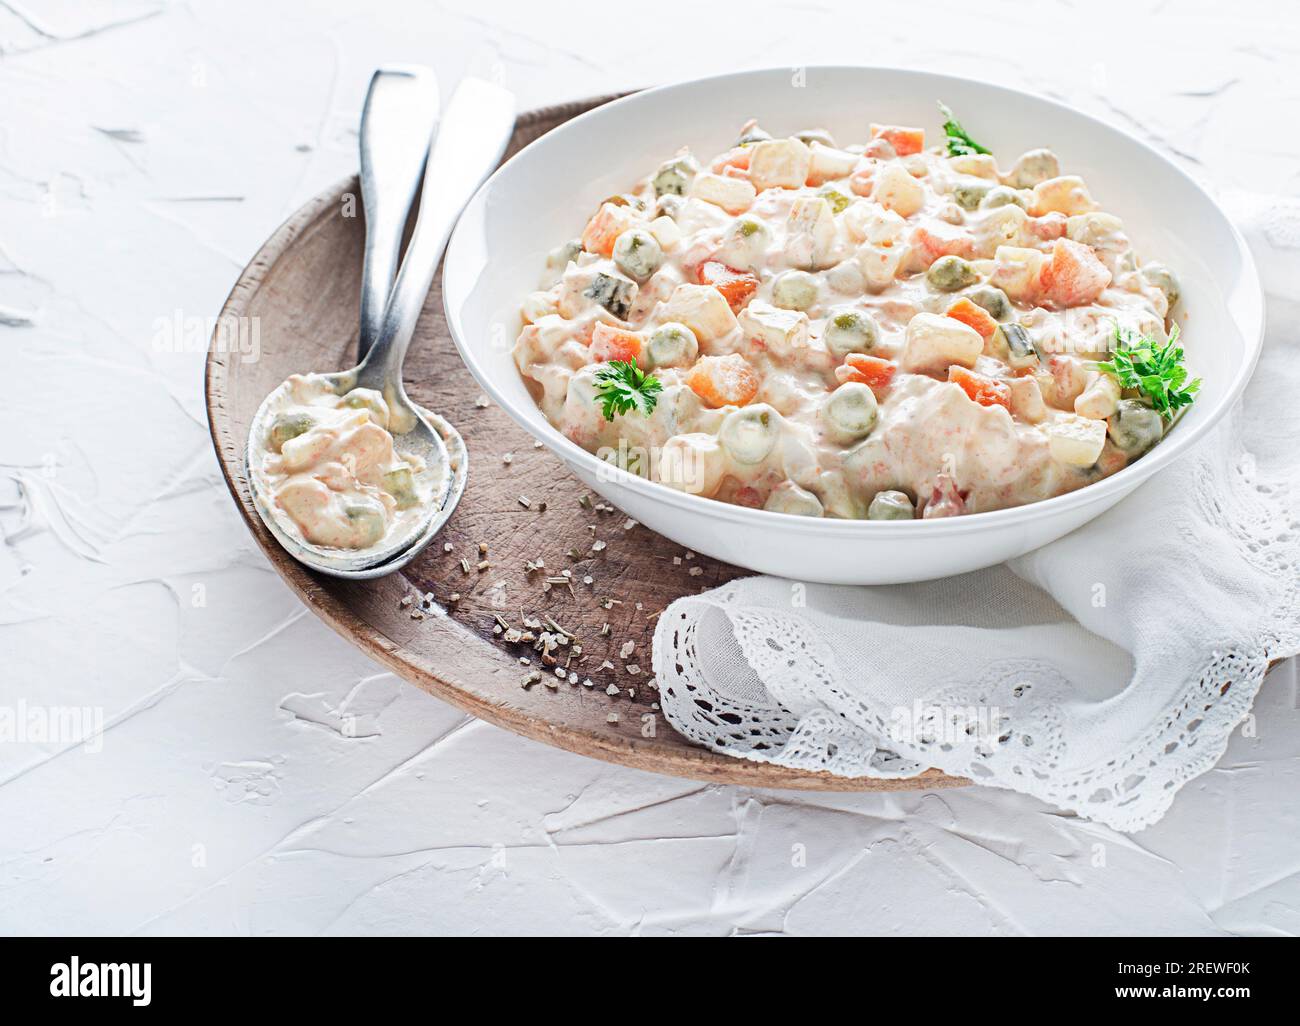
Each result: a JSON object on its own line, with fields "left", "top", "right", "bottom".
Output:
{"left": 1, "top": 0, "right": 1298, "bottom": 935}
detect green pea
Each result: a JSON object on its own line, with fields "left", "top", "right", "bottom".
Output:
{"left": 652, "top": 156, "right": 698, "bottom": 197}
{"left": 343, "top": 502, "right": 387, "bottom": 547}
{"left": 819, "top": 185, "right": 852, "bottom": 214}
{"left": 867, "top": 490, "right": 915, "bottom": 520}
{"left": 772, "top": 270, "right": 819, "bottom": 311}
{"left": 382, "top": 467, "right": 419, "bottom": 510}
{"left": 646, "top": 322, "right": 698, "bottom": 369}
{"left": 342, "top": 388, "right": 389, "bottom": 426}
{"left": 612, "top": 228, "right": 663, "bottom": 282}
{"left": 966, "top": 285, "right": 1011, "bottom": 321}
{"left": 953, "top": 181, "right": 992, "bottom": 210}
{"left": 820, "top": 383, "right": 878, "bottom": 442}
{"left": 1107, "top": 399, "right": 1164, "bottom": 456}
{"left": 823, "top": 308, "right": 879, "bottom": 356}
{"left": 267, "top": 412, "right": 314, "bottom": 453}
{"left": 926, "top": 255, "right": 978, "bottom": 292}
{"left": 1140, "top": 263, "right": 1181, "bottom": 312}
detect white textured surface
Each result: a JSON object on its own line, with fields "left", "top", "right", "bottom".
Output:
{"left": 2, "top": 0, "right": 1298, "bottom": 935}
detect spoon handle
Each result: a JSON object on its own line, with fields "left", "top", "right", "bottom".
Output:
{"left": 358, "top": 66, "right": 442, "bottom": 362}
{"left": 361, "top": 77, "right": 516, "bottom": 394}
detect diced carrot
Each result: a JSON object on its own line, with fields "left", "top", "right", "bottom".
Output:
{"left": 912, "top": 224, "right": 975, "bottom": 264}
{"left": 589, "top": 323, "right": 642, "bottom": 364}
{"left": 835, "top": 353, "right": 897, "bottom": 390}
{"left": 686, "top": 354, "right": 760, "bottom": 407}
{"left": 581, "top": 203, "right": 635, "bottom": 257}
{"left": 948, "top": 365, "right": 1011, "bottom": 410}
{"left": 945, "top": 297, "right": 998, "bottom": 340}
{"left": 869, "top": 124, "right": 925, "bottom": 157}
{"left": 849, "top": 169, "right": 875, "bottom": 196}
{"left": 711, "top": 147, "right": 751, "bottom": 173}
{"left": 698, "top": 260, "right": 759, "bottom": 311}
{"left": 721, "top": 165, "right": 751, "bottom": 180}
{"left": 1038, "top": 238, "right": 1111, "bottom": 307}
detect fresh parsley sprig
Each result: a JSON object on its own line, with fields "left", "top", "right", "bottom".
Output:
{"left": 937, "top": 102, "right": 991, "bottom": 157}
{"left": 593, "top": 360, "right": 662, "bottom": 422}
{"left": 1095, "top": 323, "right": 1201, "bottom": 420}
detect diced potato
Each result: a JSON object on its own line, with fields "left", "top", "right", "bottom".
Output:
{"left": 738, "top": 300, "right": 810, "bottom": 355}
{"left": 872, "top": 163, "right": 925, "bottom": 218}
{"left": 975, "top": 204, "right": 1029, "bottom": 254}
{"left": 949, "top": 153, "right": 999, "bottom": 179}
{"left": 1029, "top": 175, "right": 1097, "bottom": 217}
{"left": 1048, "top": 415, "right": 1107, "bottom": 466}
{"left": 765, "top": 482, "right": 825, "bottom": 517}
{"left": 521, "top": 290, "right": 558, "bottom": 324}
{"left": 1006, "top": 149, "right": 1061, "bottom": 189}
{"left": 663, "top": 283, "right": 738, "bottom": 343}
{"left": 1074, "top": 370, "right": 1121, "bottom": 420}
{"left": 786, "top": 195, "right": 836, "bottom": 269}
{"left": 844, "top": 202, "right": 907, "bottom": 245}
{"left": 691, "top": 172, "right": 757, "bottom": 214}
{"left": 855, "top": 242, "right": 905, "bottom": 291}
{"left": 747, "top": 137, "right": 812, "bottom": 190}
{"left": 1065, "top": 212, "right": 1126, "bottom": 252}
{"left": 991, "top": 245, "right": 1045, "bottom": 301}
{"left": 658, "top": 433, "right": 725, "bottom": 496}
{"left": 1008, "top": 375, "right": 1047, "bottom": 423}
{"left": 648, "top": 214, "right": 683, "bottom": 250}
{"left": 806, "top": 141, "right": 859, "bottom": 185}
{"left": 900, "top": 312, "right": 983, "bottom": 374}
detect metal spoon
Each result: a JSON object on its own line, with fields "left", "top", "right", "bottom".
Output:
{"left": 246, "top": 75, "right": 516, "bottom": 577}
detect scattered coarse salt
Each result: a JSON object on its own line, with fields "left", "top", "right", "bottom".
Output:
{"left": 619, "top": 641, "right": 635, "bottom": 659}
{"left": 443, "top": 542, "right": 454, "bottom": 553}
{"left": 582, "top": 678, "right": 595, "bottom": 688}
{"left": 626, "top": 664, "right": 641, "bottom": 676}
{"left": 591, "top": 540, "right": 607, "bottom": 553}
{"left": 583, "top": 576, "right": 593, "bottom": 586}
{"left": 475, "top": 395, "right": 490, "bottom": 408}
{"left": 502, "top": 452, "right": 513, "bottom": 464}
{"left": 688, "top": 566, "right": 703, "bottom": 577}
{"left": 607, "top": 713, "right": 620, "bottom": 724}
{"left": 672, "top": 556, "right": 682, "bottom": 566}
{"left": 624, "top": 518, "right": 638, "bottom": 530}
{"left": 605, "top": 683, "right": 620, "bottom": 696}
{"left": 400, "top": 595, "right": 413, "bottom": 607}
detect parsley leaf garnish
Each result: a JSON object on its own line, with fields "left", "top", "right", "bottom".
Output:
{"left": 593, "top": 360, "right": 662, "bottom": 422}
{"left": 937, "top": 102, "right": 991, "bottom": 157}
{"left": 1095, "top": 323, "right": 1201, "bottom": 420}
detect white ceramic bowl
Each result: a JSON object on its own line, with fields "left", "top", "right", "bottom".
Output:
{"left": 443, "top": 67, "right": 1263, "bottom": 585}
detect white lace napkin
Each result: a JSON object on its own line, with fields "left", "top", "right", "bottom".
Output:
{"left": 653, "top": 192, "right": 1300, "bottom": 832}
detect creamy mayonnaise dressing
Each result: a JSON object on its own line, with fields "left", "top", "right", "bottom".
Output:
{"left": 513, "top": 118, "right": 1181, "bottom": 520}
{"left": 251, "top": 374, "right": 431, "bottom": 549}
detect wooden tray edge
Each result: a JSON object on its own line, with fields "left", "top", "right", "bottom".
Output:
{"left": 203, "top": 96, "right": 968, "bottom": 795}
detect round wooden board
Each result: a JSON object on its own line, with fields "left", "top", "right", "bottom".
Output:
{"left": 205, "top": 94, "right": 964, "bottom": 793}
